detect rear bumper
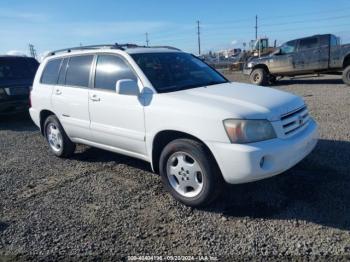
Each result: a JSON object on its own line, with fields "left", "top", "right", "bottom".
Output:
{"left": 29, "top": 107, "right": 40, "bottom": 128}
{"left": 206, "top": 119, "right": 318, "bottom": 184}
{"left": 0, "top": 99, "right": 29, "bottom": 114}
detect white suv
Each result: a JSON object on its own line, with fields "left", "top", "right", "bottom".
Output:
{"left": 29, "top": 44, "right": 318, "bottom": 206}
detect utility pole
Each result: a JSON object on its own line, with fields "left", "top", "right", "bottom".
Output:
{"left": 28, "top": 44, "right": 37, "bottom": 59}
{"left": 197, "top": 20, "right": 201, "bottom": 55}
{"left": 255, "top": 15, "right": 258, "bottom": 40}
{"left": 145, "top": 32, "right": 149, "bottom": 47}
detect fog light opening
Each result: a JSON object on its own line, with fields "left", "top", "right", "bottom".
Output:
{"left": 260, "top": 156, "right": 265, "bottom": 168}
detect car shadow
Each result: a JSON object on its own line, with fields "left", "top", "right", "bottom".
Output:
{"left": 0, "top": 112, "right": 37, "bottom": 132}
{"left": 72, "top": 146, "right": 153, "bottom": 173}
{"left": 205, "top": 139, "right": 350, "bottom": 231}
{"left": 72, "top": 138, "right": 350, "bottom": 231}
{"left": 277, "top": 77, "right": 343, "bottom": 85}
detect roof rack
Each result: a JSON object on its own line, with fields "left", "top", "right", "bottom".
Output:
{"left": 46, "top": 43, "right": 181, "bottom": 57}
{"left": 149, "top": 45, "right": 181, "bottom": 51}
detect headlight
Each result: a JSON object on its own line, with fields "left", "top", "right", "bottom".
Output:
{"left": 247, "top": 62, "right": 253, "bottom": 68}
{"left": 223, "top": 119, "right": 276, "bottom": 143}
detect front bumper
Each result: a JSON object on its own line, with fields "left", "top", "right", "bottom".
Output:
{"left": 206, "top": 119, "right": 318, "bottom": 184}
{"left": 242, "top": 68, "right": 252, "bottom": 75}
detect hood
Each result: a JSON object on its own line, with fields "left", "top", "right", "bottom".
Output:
{"left": 164, "top": 82, "right": 304, "bottom": 121}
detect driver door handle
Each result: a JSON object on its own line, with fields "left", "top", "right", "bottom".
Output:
{"left": 55, "top": 89, "right": 62, "bottom": 95}
{"left": 90, "top": 94, "right": 101, "bottom": 102}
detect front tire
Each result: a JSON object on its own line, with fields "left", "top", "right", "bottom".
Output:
{"left": 250, "top": 68, "right": 269, "bottom": 86}
{"left": 342, "top": 65, "right": 350, "bottom": 85}
{"left": 159, "top": 139, "right": 222, "bottom": 207}
{"left": 44, "top": 115, "right": 76, "bottom": 158}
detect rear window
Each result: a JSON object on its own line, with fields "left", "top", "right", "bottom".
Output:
{"left": 65, "top": 55, "right": 93, "bottom": 87}
{"left": 299, "top": 38, "right": 318, "bottom": 50}
{"left": 0, "top": 57, "right": 39, "bottom": 81}
{"left": 41, "top": 59, "right": 62, "bottom": 85}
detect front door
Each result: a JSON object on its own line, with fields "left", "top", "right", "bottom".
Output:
{"left": 88, "top": 54, "right": 146, "bottom": 156}
{"left": 269, "top": 40, "right": 297, "bottom": 74}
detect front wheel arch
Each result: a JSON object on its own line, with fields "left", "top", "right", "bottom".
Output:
{"left": 150, "top": 130, "right": 221, "bottom": 176}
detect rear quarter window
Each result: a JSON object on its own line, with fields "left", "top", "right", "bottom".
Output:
{"left": 299, "top": 38, "right": 318, "bottom": 50}
{"left": 41, "top": 59, "right": 62, "bottom": 85}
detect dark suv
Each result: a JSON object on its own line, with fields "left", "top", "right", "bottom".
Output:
{"left": 0, "top": 56, "right": 39, "bottom": 114}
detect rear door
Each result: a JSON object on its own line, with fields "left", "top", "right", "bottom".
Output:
{"left": 51, "top": 55, "right": 93, "bottom": 140}
{"left": 295, "top": 36, "right": 326, "bottom": 72}
{"left": 88, "top": 54, "right": 146, "bottom": 156}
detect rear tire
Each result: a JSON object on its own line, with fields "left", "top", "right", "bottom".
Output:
{"left": 159, "top": 139, "right": 222, "bottom": 207}
{"left": 342, "top": 65, "right": 350, "bottom": 86}
{"left": 44, "top": 115, "right": 76, "bottom": 158}
{"left": 250, "top": 68, "right": 269, "bottom": 86}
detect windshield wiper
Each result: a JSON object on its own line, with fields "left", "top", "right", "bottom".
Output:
{"left": 204, "top": 81, "right": 227, "bottom": 86}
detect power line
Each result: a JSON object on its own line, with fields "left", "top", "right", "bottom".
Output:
{"left": 261, "top": 14, "right": 349, "bottom": 27}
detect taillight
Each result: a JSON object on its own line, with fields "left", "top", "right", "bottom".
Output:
{"left": 29, "top": 89, "right": 32, "bottom": 108}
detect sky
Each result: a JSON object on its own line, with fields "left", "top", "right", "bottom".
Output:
{"left": 1, "top": 0, "right": 350, "bottom": 57}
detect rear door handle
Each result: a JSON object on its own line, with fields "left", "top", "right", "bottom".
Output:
{"left": 90, "top": 94, "right": 100, "bottom": 102}
{"left": 55, "top": 89, "right": 62, "bottom": 95}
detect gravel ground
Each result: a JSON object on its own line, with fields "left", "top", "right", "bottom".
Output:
{"left": 1, "top": 73, "right": 350, "bottom": 260}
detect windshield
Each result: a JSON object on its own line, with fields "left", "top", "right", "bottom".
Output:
{"left": 131, "top": 52, "right": 228, "bottom": 93}
{"left": 0, "top": 57, "right": 39, "bottom": 81}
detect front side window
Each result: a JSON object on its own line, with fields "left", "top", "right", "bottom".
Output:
{"left": 94, "top": 55, "right": 137, "bottom": 91}
{"left": 299, "top": 37, "right": 318, "bottom": 50}
{"left": 65, "top": 55, "right": 93, "bottom": 87}
{"left": 131, "top": 52, "right": 227, "bottom": 93}
{"left": 280, "top": 40, "right": 296, "bottom": 54}
{"left": 41, "top": 59, "right": 62, "bottom": 85}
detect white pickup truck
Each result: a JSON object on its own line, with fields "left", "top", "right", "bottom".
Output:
{"left": 29, "top": 44, "right": 318, "bottom": 207}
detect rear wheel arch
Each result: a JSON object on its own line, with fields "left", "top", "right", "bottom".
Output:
{"left": 39, "top": 110, "right": 55, "bottom": 136}
{"left": 151, "top": 130, "right": 220, "bottom": 175}
{"left": 343, "top": 54, "right": 350, "bottom": 69}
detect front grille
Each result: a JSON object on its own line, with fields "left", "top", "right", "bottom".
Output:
{"left": 281, "top": 106, "right": 310, "bottom": 136}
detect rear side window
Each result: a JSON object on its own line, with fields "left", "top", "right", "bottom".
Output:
{"left": 41, "top": 59, "right": 62, "bottom": 85}
{"left": 65, "top": 55, "right": 93, "bottom": 87}
{"left": 94, "top": 55, "right": 137, "bottom": 91}
{"left": 299, "top": 37, "right": 318, "bottom": 50}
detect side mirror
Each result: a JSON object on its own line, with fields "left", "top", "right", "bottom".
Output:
{"left": 273, "top": 48, "right": 282, "bottom": 55}
{"left": 116, "top": 79, "right": 139, "bottom": 96}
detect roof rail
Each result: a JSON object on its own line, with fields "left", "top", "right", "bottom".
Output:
{"left": 149, "top": 45, "right": 182, "bottom": 51}
{"left": 46, "top": 43, "right": 181, "bottom": 58}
